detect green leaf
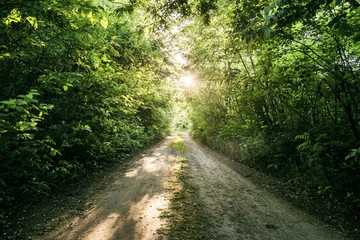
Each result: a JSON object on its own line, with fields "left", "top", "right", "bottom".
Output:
{"left": 50, "top": 147, "right": 61, "bottom": 156}
{"left": 0, "top": 100, "right": 16, "bottom": 106}
{"left": 264, "top": 27, "right": 271, "bottom": 38}
{"left": 0, "top": 53, "right": 11, "bottom": 59}
{"left": 18, "top": 121, "right": 37, "bottom": 131}
{"left": 3, "top": 9, "right": 22, "bottom": 26}
{"left": 63, "top": 85, "right": 68, "bottom": 91}
{"left": 90, "top": 15, "right": 99, "bottom": 25}
{"left": 100, "top": 17, "right": 109, "bottom": 29}
{"left": 26, "top": 16, "right": 38, "bottom": 29}
{"left": 83, "top": 125, "right": 92, "bottom": 132}
{"left": 0, "top": 100, "right": 17, "bottom": 109}
{"left": 39, "top": 103, "right": 54, "bottom": 110}
{"left": 84, "top": 9, "right": 93, "bottom": 19}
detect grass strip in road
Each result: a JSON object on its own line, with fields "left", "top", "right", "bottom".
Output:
{"left": 158, "top": 135, "right": 212, "bottom": 240}
{"left": 170, "top": 135, "right": 187, "bottom": 154}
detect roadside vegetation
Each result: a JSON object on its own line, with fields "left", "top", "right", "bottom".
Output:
{"left": 0, "top": 0, "right": 173, "bottom": 224}
{"left": 166, "top": 0, "right": 360, "bottom": 235}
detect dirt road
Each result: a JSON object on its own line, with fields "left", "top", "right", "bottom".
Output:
{"left": 183, "top": 133, "right": 348, "bottom": 240}
{"left": 7, "top": 133, "right": 350, "bottom": 239}
{"left": 32, "top": 135, "right": 179, "bottom": 240}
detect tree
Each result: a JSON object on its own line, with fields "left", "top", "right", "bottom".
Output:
{"left": 172, "top": 0, "right": 360, "bottom": 210}
{"left": 0, "top": 0, "right": 173, "bottom": 214}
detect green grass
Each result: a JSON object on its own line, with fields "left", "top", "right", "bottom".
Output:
{"left": 170, "top": 135, "right": 187, "bottom": 154}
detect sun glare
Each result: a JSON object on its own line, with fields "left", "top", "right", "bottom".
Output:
{"left": 174, "top": 53, "right": 187, "bottom": 66}
{"left": 181, "top": 74, "right": 195, "bottom": 87}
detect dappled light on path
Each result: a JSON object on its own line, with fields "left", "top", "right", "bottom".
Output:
{"left": 128, "top": 194, "right": 168, "bottom": 239}
{"left": 42, "top": 135, "right": 178, "bottom": 240}
{"left": 125, "top": 155, "right": 165, "bottom": 178}
{"left": 84, "top": 213, "right": 120, "bottom": 240}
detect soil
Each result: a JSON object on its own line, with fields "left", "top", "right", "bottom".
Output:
{"left": 1, "top": 133, "right": 354, "bottom": 239}
{"left": 182, "top": 133, "right": 350, "bottom": 240}
{"left": 2, "top": 135, "right": 179, "bottom": 240}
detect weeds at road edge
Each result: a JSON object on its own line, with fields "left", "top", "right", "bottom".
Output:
{"left": 158, "top": 135, "right": 212, "bottom": 239}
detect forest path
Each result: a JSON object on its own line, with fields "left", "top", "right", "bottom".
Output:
{"left": 8, "top": 133, "right": 349, "bottom": 239}
{"left": 182, "top": 133, "right": 349, "bottom": 240}
{"left": 30, "top": 135, "right": 179, "bottom": 240}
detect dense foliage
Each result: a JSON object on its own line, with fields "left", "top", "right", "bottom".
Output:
{"left": 0, "top": 0, "right": 173, "bottom": 214}
{"left": 171, "top": 0, "right": 360, "bottom": 212}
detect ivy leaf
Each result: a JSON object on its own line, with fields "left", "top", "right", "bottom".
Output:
{"left": 100, "top": 17, "right": 109, "bottom": 29}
